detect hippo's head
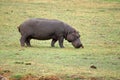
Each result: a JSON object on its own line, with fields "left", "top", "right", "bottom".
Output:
{"left": 66, "top": 31, "right": 84, "bottom": 48}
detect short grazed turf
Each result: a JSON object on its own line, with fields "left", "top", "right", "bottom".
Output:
{"left": 0, "top": 0, "right": 120, "bottom": 80}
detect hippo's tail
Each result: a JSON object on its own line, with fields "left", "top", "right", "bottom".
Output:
{"left": 17, "top": 26, "right": 20, "bottom": 32}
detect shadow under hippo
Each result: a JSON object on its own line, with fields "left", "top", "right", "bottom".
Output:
{"left": 18, "top": 18, "right": 84, "bottom": 48}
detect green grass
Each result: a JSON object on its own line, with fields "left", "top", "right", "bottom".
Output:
{"left": 0, "top": 0, "right": 120, "bottom": 80}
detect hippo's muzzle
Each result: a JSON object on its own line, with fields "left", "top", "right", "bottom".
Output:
{"left": 72, "top": 39, "right": 84, "bottom": 48}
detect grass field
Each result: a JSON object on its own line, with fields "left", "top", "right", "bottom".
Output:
{"left": 0, "top": 0, "right": 120, "bottom": 80}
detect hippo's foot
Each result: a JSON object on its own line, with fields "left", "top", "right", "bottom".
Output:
{"left": 60, "top": 46, "right": 65, "bottom": 48}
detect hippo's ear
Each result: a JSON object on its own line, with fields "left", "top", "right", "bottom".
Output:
{"left": 67, "top": 33, "right": 75, "bottom": 42}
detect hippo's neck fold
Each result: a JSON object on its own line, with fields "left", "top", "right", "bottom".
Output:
{"left": 63, "top": 23, "right": 76, "bottom": 39}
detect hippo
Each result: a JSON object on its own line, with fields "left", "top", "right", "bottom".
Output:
{"left": 18, "top": 18, "right": 84, "bottom": 48}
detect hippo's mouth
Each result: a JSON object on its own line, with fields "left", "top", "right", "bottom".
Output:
{"left": 75, "top": 44, "right": 84, "bottom": 48}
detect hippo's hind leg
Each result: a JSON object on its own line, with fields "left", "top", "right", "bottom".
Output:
{"left": 25, "top": 37, "right": 31, "bottom": 47}
{"left": 51, "top": 39, "right": 57, "bottom": 47}
{"left": 20, "top": 35, "right": 27, "bottom": 47}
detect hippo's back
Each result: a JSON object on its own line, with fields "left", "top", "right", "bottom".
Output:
{"left": 18, "top": 18, "right": 67, "bottom": 40}
{"left": 20, "top": 18, "right": 65, "bottom": 30}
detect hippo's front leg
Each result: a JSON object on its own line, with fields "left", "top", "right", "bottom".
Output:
{"left": 58, "top": 36, "right": 64, "bottom": 48}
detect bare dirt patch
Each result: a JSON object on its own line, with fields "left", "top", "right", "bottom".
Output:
{"left": 20, "top": 74, "right": 38, "bottom": 80}
{"left": 0, "top": 68, "right": 104, "bottom": 80}
{"left": 0, "top": 68, "right": 61, "bottom": 80}
{"left": 39, "top": 75, "right": 61, "bottom": 80}
{"left": 0, "top": 68, "right": 11, "bottom": 80}
{"left": 0, "top": 67, "right": 119, "bottom": 80}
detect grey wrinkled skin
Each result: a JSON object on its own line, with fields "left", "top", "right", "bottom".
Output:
{"left": 18, "top": 18, "right": 84, "bottom": 48}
